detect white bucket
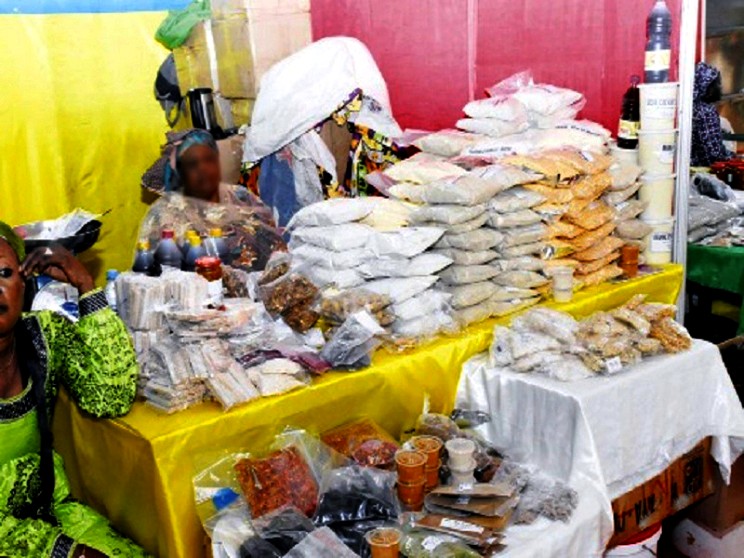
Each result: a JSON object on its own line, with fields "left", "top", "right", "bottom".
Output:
{"left": 642, "top": 218, "right": 675, "bottom": 265}
{"left": 639, "top": 173, "right": 675, "bottom": 219}
{"left": 638, "top": 129, "right": 677, "bottom": 175}
{"left": 609, "top": 142, "right": 639, "bottom": 166}
{"left": 605, "top": 525, "right": 663, "bottom": 557}
{"left": 639, "top": 82, "right": 678, "bottom": 130}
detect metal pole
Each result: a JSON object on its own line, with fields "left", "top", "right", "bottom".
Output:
{"left": 674, "top": 0, "right": 701, "bottom": 322}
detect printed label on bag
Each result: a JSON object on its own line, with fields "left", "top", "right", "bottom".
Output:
{"left": 605, "top": 356, "right": 623, "bottom": 375}
{"left": 618, "top": 119, "right": 640, "bottom": 140}
{"left": 440, "top": 518, "right": 484, "bottom": 534}
{"left": 421, "top": 536, "right": 441, "bottom": 551}
{"left": 651, "top": 232, "right": 673, "bottom": 252}
{"left": 643, "top": 95, "right": 677, "bottom": 120}
{"left": 658, "top": 143, "right": 676, "bottom": 163}
{"left": 645, "top": 49, "right": 671, "bottom": 71}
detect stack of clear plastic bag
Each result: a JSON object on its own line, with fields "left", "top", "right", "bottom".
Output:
{"left": 313, "top": 465, "right": 400, "bottom": 554}
{"left": 321, "top": 419, "right": 400, "bottom": 469}
{"left": 137, "top": 190, "right": 285, "bottom": 272}
{"left": 320, "top": 310, "right": 385, "bottom": 369}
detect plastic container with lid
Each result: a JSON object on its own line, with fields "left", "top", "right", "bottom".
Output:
{"left": 205, "top": 227, "right": 229, "bottom": 261}
{"left": 133, "top": 240, "right": 155, "bottom": 273}
{"left": 639, "top": 82, "right": 678, "bottom": 130}
{"left": 610, "top": 142, "right": 640, "bottom": 166}
{"left": 639, "top": 173, "right": 675, "bottom": 219}
{"left": 155, "top": 229, "right": 183, "bottom": 270}
{"left": 638, "top": 129, "right": 677, "bottom": 175}
{"left": 445, "top": 438, "right": 476, "bottom": 471}
{"left": 552, "top": 266, "right": 574, "bottom": 303}
{"left": 621, "top": 244, "right": 640, "bottom": 278}
{"left": 365, "top": 527, "right": 401, "bottom": 558}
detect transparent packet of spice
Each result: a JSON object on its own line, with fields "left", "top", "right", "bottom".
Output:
{"left": 257, "top": 254, "right": 321, "bottom": 333}
{"left": 231, "top": 429, "right": 350, "bottom": 519}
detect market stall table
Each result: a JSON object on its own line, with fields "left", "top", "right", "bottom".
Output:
{"left": 53, "top": 266, "right": 683, "bottom": 558}
{"left": 687, "top": 243, "right": 744, "bottom": 333}
{"left": 456, "top": 339, "right": 744, "bottom": 555}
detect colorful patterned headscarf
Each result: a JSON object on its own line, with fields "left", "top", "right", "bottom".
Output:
{"left": 0, "top": 221, "right": 25, "bottom": 261}
{"left": 164, "top": 129, "right": 218, "bottom": 192}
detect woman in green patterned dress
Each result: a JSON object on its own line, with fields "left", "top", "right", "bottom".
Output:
{"left": 0, "top": 222, "right": 147, "bottom": 557}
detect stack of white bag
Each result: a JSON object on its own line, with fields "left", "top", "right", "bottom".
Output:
{"left": 604, "top": 161, "right": 652, "bottom": 252}
{"left": 456, "top": 70, "right": 586, "bottom": 139}
{"left": 287, "top": 197, "right": 457, "bottom": 340}
{"left": 382, "top": 154, "right": 542, "bottom": 327}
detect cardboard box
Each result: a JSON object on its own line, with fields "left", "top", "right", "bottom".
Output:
{"left": 610, "top": 438, "right": 716, "bottom": 546}
{"left": 211, "top": 0, "right": 311, "bottom": 19}
{"left": 686, "top": 455, "right": 744, "bottom": 534}
{"left": 217, "top": 135, "right": 244, "bottom": 185}
{"left": 212, "top": 9, "right": 312, "bottom": 98}
{"left": 172, "top": 22, "right": 215, "bottom": 96}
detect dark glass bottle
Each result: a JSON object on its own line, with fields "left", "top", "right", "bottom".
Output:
{"left": 617, "top": 76, "right": 641, "bottom": 149}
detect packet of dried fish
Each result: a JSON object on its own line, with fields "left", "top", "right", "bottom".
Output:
{"left": 207, "top": 368, "right": 260, "bottom": 409}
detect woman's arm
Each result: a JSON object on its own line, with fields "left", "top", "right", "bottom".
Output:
{"left": 24, "top": 246, "right": 138, "bottom": 418}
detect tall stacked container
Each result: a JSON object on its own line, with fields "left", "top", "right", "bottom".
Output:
{"left": 637, "top": 0, "right": 677, "bottom": 265}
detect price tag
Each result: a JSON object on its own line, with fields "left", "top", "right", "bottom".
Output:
{"left": 605, "top": 356, "right": 623, "bottom": 374}
{"left": 440, "top": 518, "right": 484, "bottom": 534}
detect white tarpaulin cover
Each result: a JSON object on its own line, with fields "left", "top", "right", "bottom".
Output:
{"left": 457, "top": 340, "right": 744, "bottom": 556}
{"left": 243, "top": 36, "right": 402, "bottom": 163}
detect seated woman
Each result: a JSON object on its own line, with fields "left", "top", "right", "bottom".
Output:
{"left": 0, "top": 223, "right": 146, "bottom": 558}
{"left": 691, "top": 62, "right": 735, "bottom": 167}
{"left": 139, "top": 129, "right": 286, "bottom": 272}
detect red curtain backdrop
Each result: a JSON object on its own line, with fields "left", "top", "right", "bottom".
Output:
{"left": 311, "top": 0, "right": 682, "bottom": 132}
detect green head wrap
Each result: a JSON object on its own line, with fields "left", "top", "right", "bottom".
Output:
{"left": 0, "top": 221, "right": 25, "bottom": 261}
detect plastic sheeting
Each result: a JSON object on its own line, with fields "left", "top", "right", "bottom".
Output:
{"left": 456, "top": 340, "right": 744, "bottom": 555}
{"left": 311, "top": 0, "right": 682, "bottom": 131}
{"left": 0, "top": 11, "right": 170, "bottom": 280}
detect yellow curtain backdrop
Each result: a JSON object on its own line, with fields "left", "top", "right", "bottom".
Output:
{"left": 0, "top": 11, "right": 169, "bottom": 281}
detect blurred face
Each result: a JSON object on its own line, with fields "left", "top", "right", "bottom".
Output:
{"left": 179, "top": 144, "right": 222, "bottom": 202}
{"left": 0, "top": 240, "right": 24, "bottom": 336}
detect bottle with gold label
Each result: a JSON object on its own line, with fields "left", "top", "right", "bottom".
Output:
{"left": 618, "top": 75, "right": 641, "bottom": 149}
{"left": 644, "top": 0, "right": 672, "bottom": 83}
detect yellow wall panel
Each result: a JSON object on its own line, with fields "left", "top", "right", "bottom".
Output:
{"left": 0, "top": 12, "right": 169, "bottom": 281}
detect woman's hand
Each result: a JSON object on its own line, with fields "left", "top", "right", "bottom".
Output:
{"left": 73, "top": 544, "right": 108, "bottom": 558}
{"left": 20, "top": 245, "right": 95, "bottom": 294}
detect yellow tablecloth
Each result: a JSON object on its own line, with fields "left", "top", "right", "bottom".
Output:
{"left": 52, "top": 265, "right": 683, "bottom": 558}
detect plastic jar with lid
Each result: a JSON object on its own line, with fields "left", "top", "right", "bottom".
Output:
{"left": 195, "top": 256, "right": 224, "bottom": 307}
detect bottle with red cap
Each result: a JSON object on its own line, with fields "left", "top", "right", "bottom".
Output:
{"left": 154, "top": 229, "right": 183, "bottom": 270}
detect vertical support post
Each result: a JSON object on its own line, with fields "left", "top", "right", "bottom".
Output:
{"left": 674, "top": 0, "right": 701, "bottom": 321}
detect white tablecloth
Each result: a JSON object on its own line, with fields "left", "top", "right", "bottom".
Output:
{"left": 456, "top": 340, "right": 744, "bottom": 556}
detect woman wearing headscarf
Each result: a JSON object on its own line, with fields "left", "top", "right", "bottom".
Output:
{"left": 691, "top": 62, "right": 735, "bottom": 167}
{"left": 139, "top": 129, "right": 286, "bottom": 271}
{"left": 0, "top": 224, "right": 146, "bottom": 557}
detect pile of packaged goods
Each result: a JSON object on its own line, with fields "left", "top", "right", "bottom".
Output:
{"left": 196, "top": 412, "right": 579, "bottom": 558}
{"left": 287, "top": 197, "right": 460, "bottom": 342}
{"left": 686, "top": 173, "right": 744, "bottom": 245}
{"left": 489, "top": 296, "right": 692, "bottom": 381}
